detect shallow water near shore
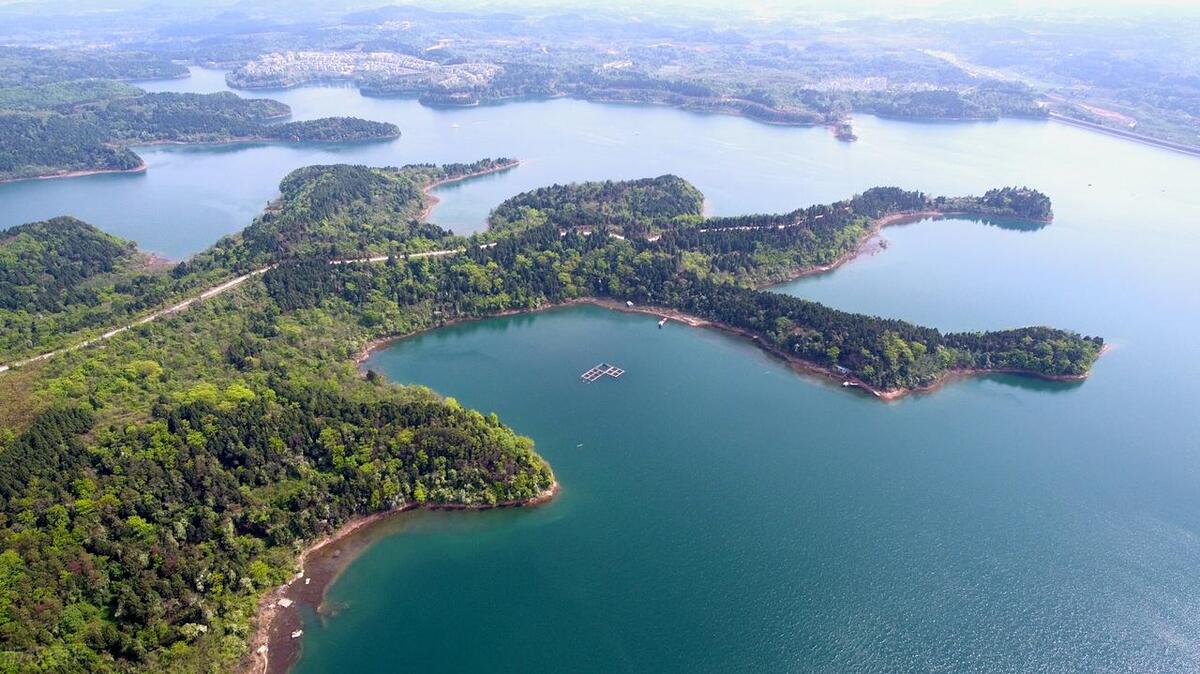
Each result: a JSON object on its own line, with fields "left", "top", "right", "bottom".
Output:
{"left": 6, "top": 66, "right": 1200, "bottom": 672}
{"left": 339, "top": 103, "right": 1198, "bottom": 670}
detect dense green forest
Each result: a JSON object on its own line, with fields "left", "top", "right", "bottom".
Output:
{"left": 0, "top": 163, "right": 1099, "bottom": 672}
{"left": 185, "top": 158, "right": 511, "bottom": 274}
{"left": 262, "top": 116, "right": 399, "bottom": 142}
{"left": 0, "top": 80, "right": 143, "bottom": 111}
{"left": 0, "top": 92, "right": 400, "bottom": 181}
{"left": 0, "top": 283, "right": 552, "bottom": 672}
{"left": 260, "top": 215, "right": 1099, "bottom": 391}
{"left": 0, "top": 217, "right": 140, "bottom": 314}
{"left": 941, "top": 186, "right": 1054, "bottom": 221}
{"left": 0, "top": 49, "right": 402, "bottom": 181}
{"left": 849, "top": 82, "right": 1048, "bottom": 120}
{"left": 0, "top": 218, "right": 185, "bottom": 357}
{"left": 0, "top": 112, "right": 144, "bottom": 180}
{"left": 0, "top": 47, "right": 185, "bottom": 88}
{"left": 489, "top": 175, "right": 705, "bottom": 237}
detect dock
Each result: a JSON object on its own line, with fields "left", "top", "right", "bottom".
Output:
{"left": 581, "top": 362, "right": 625, "bottom": 382}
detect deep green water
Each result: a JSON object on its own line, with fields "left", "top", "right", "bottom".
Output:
{"left": 5, "top": 66, "right": 1200, "bottom": 672}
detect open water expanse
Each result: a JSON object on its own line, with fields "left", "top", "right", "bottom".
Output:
{"left": 5, "top": 66, "right": 1200, "bottom": 672}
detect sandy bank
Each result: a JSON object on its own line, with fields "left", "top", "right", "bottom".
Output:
{"left": 355, "top": 293, "right": 1098, "bottom": 405}
{"left": 418, "top": 159, "right": 521, "bottom": 222}
{"left": 243, "top": 481, "right": 557, "bottom": 674}
{"left": 0, "top": 160, "right": 148, "bottom": 185}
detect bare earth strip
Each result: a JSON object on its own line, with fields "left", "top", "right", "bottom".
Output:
{"left": 0, "top": 248, "right": 468, "bottom": 374}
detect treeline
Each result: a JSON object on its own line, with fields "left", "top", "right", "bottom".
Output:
{"left": 0, "top": 47, "right": 186, "bottom": 88}
{"left": 0, "top": 92, "right": 402, "bottom": 180}
{"left": 256, "top": 169, "right": 1095, "bottom": 391}
{"left": 0, "top": 79, "right": 143, "bottom": 111}
{"left": 0, "top": 160, "right": 518, "bottom": 361}
{"left": 0, "top": 111, "right": 144, "bottom": 179}
{"left": 269, "top": 51, "right": 1040, "bottom": 128}
{"left": 849, "top": 82, "right": 1048, "bottom": 120}
{"left": 0, "top": 217, "right": 189, "bottom": 357}
{"left": 0, "top": 163, "right": 1100, "bottom": 671}
{"left": 83, "top": 91, "right": 288, "bottom": 143}
{"left": 186, "top": 161, "right": 511, "bottom": 273}
{"left": 250, "top": 168, "right": 1089, "bottom": 393}
{"left": 261, "top": 217, "right": 1101, "bottom": 391}
{"left": 938, "top": 186, "right": 1053, "bottom": 221}
{"left": 489, "top": 175, "right": 705, "bottom": 237}
{"left": 1, "top": 92, "right": 291, "bottom": 180}
{"left": 264, "top": 116, "right": 400, "bottom": 142}
{"left": 0, "top": 351, "right": 551, "bottom": 671}
{"left": 0, "top": 48, "right": 405, "bottom": 180}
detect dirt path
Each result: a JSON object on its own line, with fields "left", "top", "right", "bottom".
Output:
{"left": 0, "top": 248, "right": 475, "bottom": 374}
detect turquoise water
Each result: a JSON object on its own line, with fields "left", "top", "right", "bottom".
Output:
{"left": 7, "top": 66, "right": 1200, "bottom": 671}
{"left": 349, "top": 91, "right": 1200, "bottom": 670}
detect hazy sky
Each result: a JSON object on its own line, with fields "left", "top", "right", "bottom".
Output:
{"left": 2, "top": 0, "right": 1199, "bottom": 19}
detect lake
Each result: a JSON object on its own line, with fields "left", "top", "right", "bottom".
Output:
{"left": 9, "top": 67, "right": 1200, "bottom": 672}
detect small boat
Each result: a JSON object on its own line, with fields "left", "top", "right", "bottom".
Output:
{"left": 658, "top": 317, "right": 668, "bottom": 328}
{"left": 291, "top": 630, "right": 304, "bottom": 639}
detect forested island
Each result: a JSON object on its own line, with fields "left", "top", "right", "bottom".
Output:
{"left": 0, "top": 49, "right": 401, "bottom": 181}
{"left": 0, "top": 160, "right": 1101, "bottom": 672}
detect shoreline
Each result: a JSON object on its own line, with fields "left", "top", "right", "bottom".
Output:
{"left": 771, "top": 208, "right": 1049, "bottom": 285}
{"left": 176, "top": 76, "right": 1200, "bottom": 158}
{"left": 244, "top": 480, "right": 558, "bottom": 674}
{"left": 0, "top": 160, "right": 148, "bottom": 185}
{"left": 1048, "top": 113, "right": 1200, "bottom": 158}
{"left": 354, "top": 294, "right": 1098, "bottom": 404}
{"left": 2, "top": 132, "right": 401, "bottom": 185}
{"left": 418, "top": 159, "right": 521, "bottom": 222}
{"left": 352, "top": 207, "right": 1086, "bottom": 402}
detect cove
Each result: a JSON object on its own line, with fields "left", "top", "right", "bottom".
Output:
{"left": 309, "top": 102, "right": 1198, "bottom": 668}
{"left": 4, "top": 66, "right": 1200, "bottom": 671}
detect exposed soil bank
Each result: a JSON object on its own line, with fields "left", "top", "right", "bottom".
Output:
{"left": 354, "top": 207, "right": 1081, "bottom": 402}
{"left": 419, "top": 159, "right": 521, "bottom": 222}
{"left": 243, "top": 481, "right": 558, "bottom": 674}
{"left": 356, "top": 294, "right": 1096, "bottom": 404}
{"left": 0, "top": 160, "right": 148, "bottom": 184}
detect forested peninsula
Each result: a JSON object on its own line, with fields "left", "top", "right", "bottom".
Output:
{"left": 0, "top": 49, "right": 400, "bottom": 181}
{"left": 0, "top": 161, "right": 1100, "bottom": 672}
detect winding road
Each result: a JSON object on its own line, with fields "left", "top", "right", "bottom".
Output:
{"left": 0, "top": 248, "right": 473, "bottom": 375}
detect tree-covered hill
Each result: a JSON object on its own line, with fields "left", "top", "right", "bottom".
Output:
{"left": 0, "top": 47, "right": 186, "bottom": 88}
{"left": 0, "top": 217, "right": 140, "bottom": 313}
{"left": 0, "top": 93, "right": 401, "bottom": 181}
{"left": 489, "top": 174, "right": 705, "bottom": 237}
{"left": 0, "top": 164, "right": 1098, "bottom": 672}
{"left": 0, "top": 285, "right": 552, "bottom": 673}
{"left": 0, "top": 79, "right": 144, "bottom": 111}
{"left": 189, "top": 159, "right": 511, "bottom": 273}
{"left": 0, "top": 217, "right": 186, "bottom": 357}
{"left": 263, "top": 116, "right": 400, "bottom": 142}
{"left": 0, "top": 112, "right": 145, "bottom": 180}
{"left": 0, "top": 49, "right": 403, "bottom": 182}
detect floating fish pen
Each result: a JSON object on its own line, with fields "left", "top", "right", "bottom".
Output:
{"left": 581, "top": 363, "right": 625, "bottom": 382}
